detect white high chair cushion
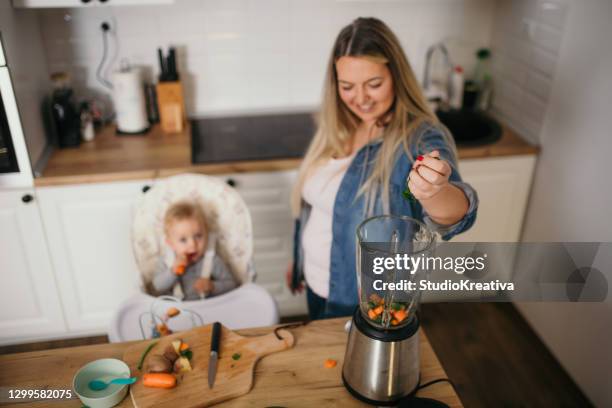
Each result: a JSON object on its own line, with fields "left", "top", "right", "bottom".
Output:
{"left": 132, "top": 173, "right": 254, "bottom": 291}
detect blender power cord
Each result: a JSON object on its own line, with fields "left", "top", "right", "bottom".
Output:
{"left": 96, "top": 22, "right": 113, "bottom": 90}
{"left": 417, "top": 377, "right": 456, "bottom": 392}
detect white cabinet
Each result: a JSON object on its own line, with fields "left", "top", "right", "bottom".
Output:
{"left": 217, "top": 170, "right": 308, "bottom": 317}
{"left": 0, "top": 189, "right": 65, "bottom": 345}
{"left": 12, "top": 0, "right": 173, "bottom": 8}
{"left": 36, "top": 179, "right": 153, "bottom": 335}
{"left": 455, "top": 155, "right": 537, "bottom": 242}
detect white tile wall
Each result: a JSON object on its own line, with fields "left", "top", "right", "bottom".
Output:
{"left": 38, "top": 0, "right": 495, "bottom": 116}
{"left": 490, "top": 0, "right": 569, "bottom": 143}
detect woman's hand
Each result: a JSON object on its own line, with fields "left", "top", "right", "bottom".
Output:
{"left": 406, "top": 150, "right": 452, "bottom": 200}
{"left": 285, "top": 261, "right": 304, "bottom": 294}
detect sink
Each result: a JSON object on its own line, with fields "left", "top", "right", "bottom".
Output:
{"left": 436, "top": 109, "right": 502, "bottom": 147}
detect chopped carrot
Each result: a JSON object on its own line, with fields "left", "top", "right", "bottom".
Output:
{"left": 393, "top": 309, "right": 408, "bottom": 322}
{"left": 391, "top": 319, "right": 399, "bottom": 326}
{"left": 368, "top": 309, "right": 377, "bottom": 320}
{"left": 373, "top": 305, "right": 383, "bottom": 316}
{"left": 166, "top": 307, "right": 180, "bottom": 318}
{"left": 179, "top": 342, "right": 189, "bottom": 351}
{"left": 143, "top": 373, "right": 177, "bottom": 389}
{"left": 174, "top": 264, "right": 186, "bottom": 276}
{"left": 324, "top": 359, "right": 337, "bottom": 368}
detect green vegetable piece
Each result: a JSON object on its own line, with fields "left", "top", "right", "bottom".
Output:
{"left": 367, "top": 301, "right": 376, "bottom": 309}
{"left": 391, "top": 302, "right": 402, "bottom": 311}
{"left": 402, "top": 188, "right": 415, "bottom": 202}
{"left": 180, "top": 349, "right": 193, "bottom": 360}
{"left": 137, "top": 340, "right": 158, "bottom": 370}
{"left": 232, "top": 353, "right": 242, "bottom": 361}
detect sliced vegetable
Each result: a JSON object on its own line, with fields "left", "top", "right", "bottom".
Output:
{"left": 173, "top": 356, "right": 192, "bottom": 373}
{"left": 174, "top": 264, "right": 186, "bottom": 276}
{"left": 146, "top": 354, "right": 173, "bottom": 374}
{"left": 142, "top": 373, "right": 177, "bottom": 389}
{"left": 179, "top": 342, "right": 189, "bottom": 351}
{"left": 171, "top": 339, "right": 182, "bottom": 354}
{"left": 372, "top": 305, "right": 383, "bottom": 316}
{"left": 180, "top": 349, "right": 193, "bottom": 360}
{"left": 324, "top": 359, "right": 337, "bottom": 368}
{"left": 137, "top": 341, "right": 158, "bottom": 370}
{"left": 166, "top": 307, "right": 181, "bottom": 318}
{"left": 393, "top": 309, "right": 408, "bottom": 323}
{"left": 232, "top": 353, "right": 241, "bottom": 361}
{"left": 367, "top": 309, "right": 377, "bottom": 320}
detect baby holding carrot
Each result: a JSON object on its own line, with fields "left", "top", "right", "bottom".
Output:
{"left": 152, "top": 201, "right": 237, "bottom": 300}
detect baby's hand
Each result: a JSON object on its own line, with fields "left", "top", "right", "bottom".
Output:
{"left": 407, "top": 150, "right": 452, "bottom": 200}
{"left": 193, "top": 278, "right": 214, "bottom": 295}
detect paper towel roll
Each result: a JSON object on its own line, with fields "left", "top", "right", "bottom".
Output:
{"left": 112, "top": 68, "right": 148, "bottom": 133}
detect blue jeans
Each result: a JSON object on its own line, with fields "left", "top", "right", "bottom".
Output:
{"left": 306, "top": 286, "right": 355, "bottom": 320}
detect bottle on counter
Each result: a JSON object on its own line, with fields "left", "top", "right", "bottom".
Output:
{"left": 80, "top": 101, "right": 95, "bottom": 142}
{"left": 50, "top": 72, "right": 81, "bottom": 148}
{"left": 449, "top": 65, "right": 464, "bottom": 110}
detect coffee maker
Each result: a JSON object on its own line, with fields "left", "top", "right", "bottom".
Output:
{"left": 343, "top": 215, "right": 436, "bottom": 405}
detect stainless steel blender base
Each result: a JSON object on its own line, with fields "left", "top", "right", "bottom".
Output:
{"left": 342, "top": 308, "right": 420, "bottom": 405}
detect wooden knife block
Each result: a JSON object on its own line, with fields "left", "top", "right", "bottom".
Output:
{"left": 156, "top": 81, "right": 186, "bottom": 134}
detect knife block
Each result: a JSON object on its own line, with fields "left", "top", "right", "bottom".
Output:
{"left": 156, "top": 81, "right": 186, "bottom": 134}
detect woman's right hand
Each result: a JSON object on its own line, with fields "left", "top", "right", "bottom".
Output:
{"left": 285, "top": 261, "right": 304, "bottom": 294}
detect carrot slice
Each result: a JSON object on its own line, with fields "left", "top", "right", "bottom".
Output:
{"left": 179, "top": 342, "right": 189, "bottom": 351}
{"left": 143, "top": 373, "right": 177, "bottom": 389}
{"left": 373, "top": 306, "right": 383, "bottom": 316}
{"left": 324, "top": 359, "right": 337, "bottom": 368}
{"left": 393, "top": 309, "right": 408, "bottom": 322}
{"left": 368, "top": 309, "right": 377, "bottom": 320}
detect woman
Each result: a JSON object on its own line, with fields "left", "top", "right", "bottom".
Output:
{"left": 288, "top": 17, "right": 478, "bottom": 320}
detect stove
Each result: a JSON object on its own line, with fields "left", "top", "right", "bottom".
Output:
{"left": 191, "top": 112, "right": 315, "bottom": 164}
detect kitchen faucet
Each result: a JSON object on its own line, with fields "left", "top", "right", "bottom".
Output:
{"left": 422, "top": 42, "right": 454, "bottom": 110}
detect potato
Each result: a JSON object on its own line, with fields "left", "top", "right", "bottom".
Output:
{"left": 173, "top": 356, "right": 192, "bottom": 373}
{"left": 163, "top": 344, "right": 179, "bottom": 363}
{"left": 171, "top": 339, "right": 182, "bottom": 354}
{"left": 146, "top": 354, "right": 173, "bottom": 373}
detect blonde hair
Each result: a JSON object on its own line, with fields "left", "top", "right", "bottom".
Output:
{"left": 291, "top": 17, "right": 455, "bottom": 215}
{"left": 164, "top": 201, "right": 207, "bottom": 233}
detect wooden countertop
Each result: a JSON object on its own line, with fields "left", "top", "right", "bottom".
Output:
{"left": 0, "top": 318, "right": 461, "bottom": 407}
{"left": 35, "top": 120, "right": 539, "bottom": 187}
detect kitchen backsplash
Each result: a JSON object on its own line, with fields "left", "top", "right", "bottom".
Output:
{"left": 39, "top": 0, "right": 495, "bottom": 116}
{"left": 489, "top": 0, "right": 569, "bottom": 144}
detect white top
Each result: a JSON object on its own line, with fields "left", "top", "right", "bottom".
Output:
{"left": 302, "top": 155, "right": 354, "bottom": 298}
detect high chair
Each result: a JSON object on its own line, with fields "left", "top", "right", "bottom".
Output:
{"left": 108, "top": 174, "right": 279, "bottom": 342}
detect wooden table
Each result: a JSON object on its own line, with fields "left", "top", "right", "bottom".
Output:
{"left": 0, "top": 318, "right": 462, "bottom": 407}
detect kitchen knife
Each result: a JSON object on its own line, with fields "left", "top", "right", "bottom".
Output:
{"left": 157, "top": 47, "right": 167, "bottom": 82}
{"left": 208, "top": 321, "right": 221, "bottom": 389}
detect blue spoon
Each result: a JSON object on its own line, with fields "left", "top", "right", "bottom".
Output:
{"left": 88, "top": 377, "right": 137, "bottom": 391}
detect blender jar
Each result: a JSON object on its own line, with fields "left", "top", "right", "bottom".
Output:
{"left": 356, "top": 215, "right": 436, "bottom": 330}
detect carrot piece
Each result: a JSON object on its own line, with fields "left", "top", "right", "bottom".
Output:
{"left": 368, "top": 309, "right": 377, "bottom": 320}
{"left": 174, "top": 264, "right": 186, "bottom": 276}
{"left": 166, "top": 307, "right": 180, "bottom": 318}
{"left": 324, "top": 359, "right": 337, "bottom": 368}
{"left": 393, "top": 309, "right": 408, "bottom": 322}
{"left": 143, "top": 373, "right": 177, "bottom": 389}
{"left": 179, "top": 342, "right": 189, "bottom": 351}
{"left": 391, "top": 319, "right": 399, "bottom": 326}
{"left": 373, "top": 306, "right": 383, "bottom": 316}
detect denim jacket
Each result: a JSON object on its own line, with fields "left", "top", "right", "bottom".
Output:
{"left": 291, "top": 123, "right": 479, "bottom": 310}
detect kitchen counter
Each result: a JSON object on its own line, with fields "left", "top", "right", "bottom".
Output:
{"left": 35, "top": 120, "right": 539, "bottom": 187}
{"left": 0, "top": 318, "right": 462, "bottom": 407}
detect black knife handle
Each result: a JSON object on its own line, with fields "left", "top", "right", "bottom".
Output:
{"left": 211, "top": 322, "right": 221, "bottom": 353}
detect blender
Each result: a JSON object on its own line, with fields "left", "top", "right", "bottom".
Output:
{"left": 342, "top": 215, "right": 436, "bottom": 405}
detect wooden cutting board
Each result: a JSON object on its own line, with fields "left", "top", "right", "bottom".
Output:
{"left": 122, "top": 324, "right": 295, "bottom": 408}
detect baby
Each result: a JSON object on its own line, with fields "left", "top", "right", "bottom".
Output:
{"left": 152, "top": 201, "right": 237, "bottom": 300}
